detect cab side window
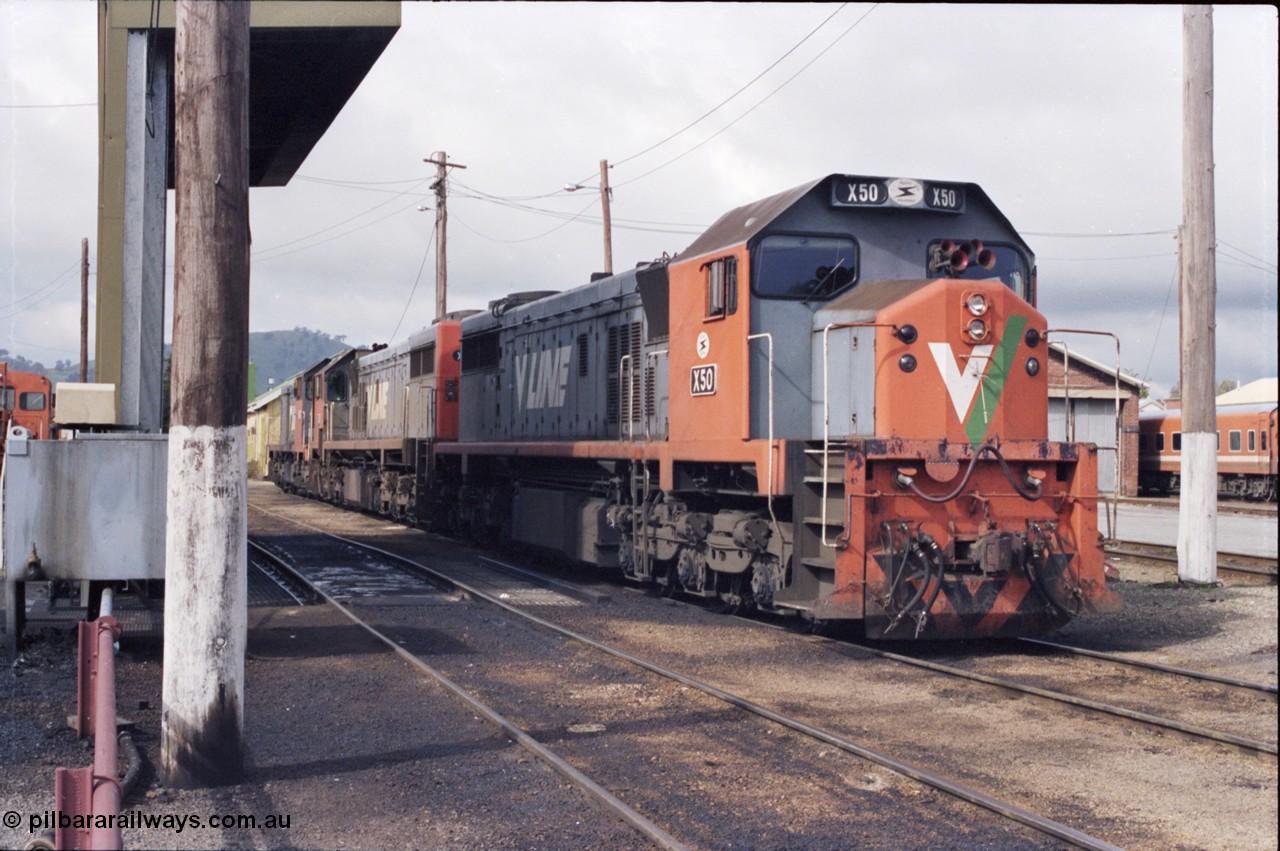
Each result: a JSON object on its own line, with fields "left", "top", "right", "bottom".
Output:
{"left": 705, "top": 256, "right": 738, "bottom": 319}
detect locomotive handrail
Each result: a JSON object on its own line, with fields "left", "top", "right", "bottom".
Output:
{"left": 620, "top": 354, "right": 634, "bottom": 441}
{"left": 402, "top": 384, "right": 410, "bottom": 439}
{"left": 820, "top": 322, "right": 896, "bottom": 547}
{"left": 747, "top": 333, "right": 779, "bottom": 536}
{"left": 424, "top": 385, "right": 436, "bottom": 441}
{"left": 643, "top": 349, "right": 668, "bottom": 442}
{"left": 1046, "top": 329, "right": 1124, "bottom": 542}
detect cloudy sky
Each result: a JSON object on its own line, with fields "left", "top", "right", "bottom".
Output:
{"left": 2, "top": 2, "right": 1276, "bottom": 397}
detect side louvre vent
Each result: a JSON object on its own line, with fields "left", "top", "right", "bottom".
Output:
{"left": 605, "top": 321, "right": 644, "bottom": 424}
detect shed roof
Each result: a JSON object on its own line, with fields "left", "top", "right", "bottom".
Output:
{"left": 100, "top": 1, "right": 401, "bottom": 187}
{"left": 1216, "top": 378, "right": 1278, "bottom": 406}
{"left": 1048, "top": 342, "right": 1144, "bottom": 392}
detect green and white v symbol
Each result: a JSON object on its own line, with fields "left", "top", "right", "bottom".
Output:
{"left": 927, "top": 315, "right": 1028, "bottom": 448}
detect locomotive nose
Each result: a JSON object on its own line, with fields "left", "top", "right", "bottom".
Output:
{"left": 871, "top": 278, "right": 1049, "bottom": 447}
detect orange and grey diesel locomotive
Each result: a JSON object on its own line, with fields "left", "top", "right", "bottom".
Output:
{"left": 270, "top": 173, "right": 1119, "bottom": 639}
{"left": 432, "top": 174, "right": 1119, "bottom": 637}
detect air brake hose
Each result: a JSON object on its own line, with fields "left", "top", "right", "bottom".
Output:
{"left": 906, "top": 443, "right": 1044, "bottom": 503}
{"left": 917, "top": 534, "right": 947, "bottom": 615}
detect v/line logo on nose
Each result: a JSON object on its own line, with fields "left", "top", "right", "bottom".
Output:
{"left": 926, "top": 314, "right": 1028, "bottom": 448}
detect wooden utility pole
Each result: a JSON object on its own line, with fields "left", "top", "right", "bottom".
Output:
{"left": 599, "top": 159, "right": 613, "bottom": 276}
{"left": 80, "top": 238, "right": 89, "bottom": 382}
{"left": 162, "top": 0, "right": 250, "bottom": 787}
{"left": 1178, "top": 4, "right": 1217, "bottom": 585}
{"left": 424, "top": 151, "right": 466, "bottom": 321}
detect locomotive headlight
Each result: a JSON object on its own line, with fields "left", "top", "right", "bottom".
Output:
{"left": 899, "top": 354, "right": 917, "bottom": 372}
{"left": 1024, "top": 327, "right": 1041, "bottom": 348}
{"left": 1026, "top": 357, "right": 1041, "bottom": 376}
{"left": 965, "top": 292, "right": 989, "bottom": 316}
{"left": 965, "top": 318, "right": 988, "bottom": 342}
{"left": 896, "top": 324, "right": 918, "bottom": 344}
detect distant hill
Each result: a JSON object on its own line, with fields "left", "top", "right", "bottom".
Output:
{"left": 247, "top": 327, "right": 358, "bottom": 397}
{"left": 1, "top": 328, "right": 358, "bottom": 399}
{"left": 0, "top": 350, "right": 85, "bottom": 383}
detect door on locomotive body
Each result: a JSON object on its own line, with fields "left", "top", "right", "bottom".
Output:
{"left": 434, "top": 320, "right": 464, "bottom": 441}
{"left": 405, "top": 332, "right": 437, "bottom": 442}
{"left": 667, "top": 244, "right": 753, "bottom": 444}
{"left": 748, "top": 230, "right": 864, "bottom": 443}
{"left": 293, "top": 359, "right": 325, "bottom": 456}
{"left": 274, "top": 381, "right": 294, "bottom": 452}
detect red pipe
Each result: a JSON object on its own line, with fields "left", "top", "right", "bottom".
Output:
{"left": 89, "top": 617, "right": 123, "bottom": 850}
{"left": 56, "top": 616, "right": 123, "bottom": 850}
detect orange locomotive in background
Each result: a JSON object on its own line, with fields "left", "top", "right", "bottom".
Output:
{"left": 0, "top": 363, "right": 54, "bottom": 459}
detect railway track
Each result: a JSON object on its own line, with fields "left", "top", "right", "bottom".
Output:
{"left": 247, "top": 488, "right": 1277, "bottom": 849}
{"left": 248, "top": 504, "right": 1120, "bottom": 850}
{"left": 1018, "top": 637, "right": 1278, "bottom": 700}
{"left": 1104, "top": 543, "right": 1277, "bottom": 582}
{"left": 831, "top": 638, "right": 1276, "bottom": 759}
{"left": 1120, "top": 496, "right": 1277, "bottom": 517}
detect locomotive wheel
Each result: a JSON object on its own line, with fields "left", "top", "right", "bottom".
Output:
{"left": 803, "top": 613, "right": 833, "bottom": 636}
{"left": 656, "top": 561, "right": 680, "bottom": 597}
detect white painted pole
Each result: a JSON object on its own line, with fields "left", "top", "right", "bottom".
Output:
{"left": 162, "top": 0, "right": 250, "bottom": 786}
{"left": 1177, "top": 5, "right": 1217, "bottom": 585}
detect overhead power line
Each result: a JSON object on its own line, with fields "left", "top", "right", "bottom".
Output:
{"left": 388, "top": 219, "right": 438, "bottom": 344}
{"left": 1217, "top": 239, "right": 1277, "bottom": 273}
{"left": 251, "top": 178, "right": 431, "bottom": 261}
{"left": 608, "top": 3, "right": 850, "bottom": 171}
{"left": 0, "top": 259, "right": 81, "bottom": 319}
{"left": 450, "top": 203, "right": 597, "bottom": 245}
{"left": 612, "top": 3, "right": 881, "bottom": 189}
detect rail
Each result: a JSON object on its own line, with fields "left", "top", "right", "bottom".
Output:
{"left": 247, "top": 538, "right": 686, "bottom": 850}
